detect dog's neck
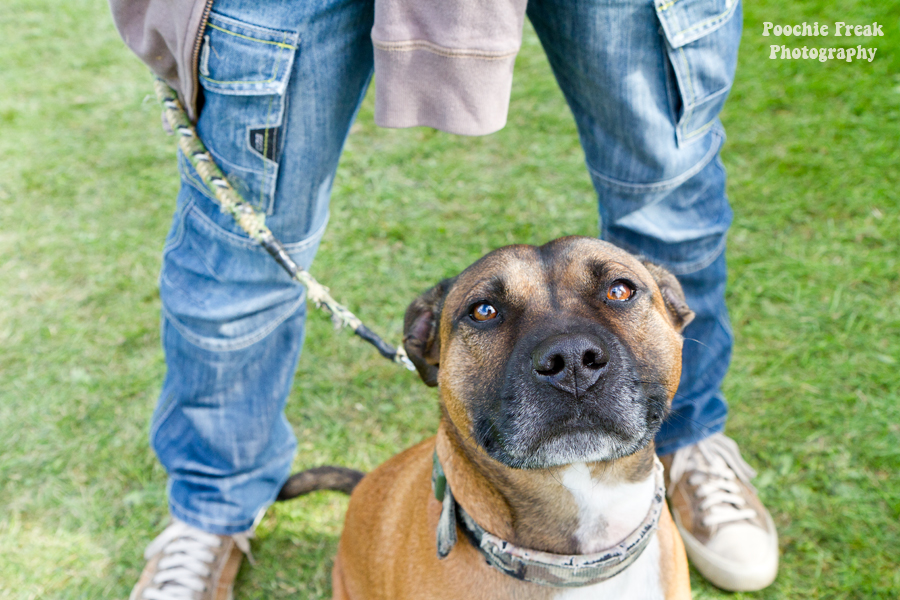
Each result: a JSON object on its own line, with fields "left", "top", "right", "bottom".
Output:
{"left": 436, "top": 420, "right": 658, "bottom": 555}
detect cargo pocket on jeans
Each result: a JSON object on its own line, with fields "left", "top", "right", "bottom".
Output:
{"left": 656, "top": 0, "right": 741, "bottom": 146}
{"left": 196, "top": 11, "right": 299, "bottom": 214}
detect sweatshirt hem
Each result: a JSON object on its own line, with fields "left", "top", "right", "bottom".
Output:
{"left": 373, "top": 43, "right": 516, "bottom": 136}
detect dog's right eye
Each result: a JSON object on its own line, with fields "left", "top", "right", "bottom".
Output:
{"left": 470, "top": 303, "right": 498, "bottom": 322}
{"left": 607, "top": 280, "right": 635, "bottom": 302}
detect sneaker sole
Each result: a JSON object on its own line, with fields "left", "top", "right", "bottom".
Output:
{"left": 673, "top": 509, "right": 779, "bottom": 592}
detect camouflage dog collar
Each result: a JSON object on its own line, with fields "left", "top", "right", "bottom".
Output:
{"left": 432, "top": 452, "right": 666, "bottom": 587}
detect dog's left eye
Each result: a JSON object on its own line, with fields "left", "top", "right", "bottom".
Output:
{"left": 606, "top": 280, "right": 635, "bottom": 302}
{"left": 471, "top": 303, "right": 498, "bottom": 322}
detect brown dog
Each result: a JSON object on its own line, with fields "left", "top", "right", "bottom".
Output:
{"left": 308, "top": 237, "right": 693, "bottom": 599}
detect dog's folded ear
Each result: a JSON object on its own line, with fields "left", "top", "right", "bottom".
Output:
{"left": 403, "top": 277, "right": 456, "bottom": 386}
{"left": 640, "top": 261, "right": 695, "bottom": 332}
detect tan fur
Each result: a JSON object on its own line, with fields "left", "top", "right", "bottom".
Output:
{"left": 334, "top": 238, "right": 691, "bottom": 599}
{"left": 334, "top": 436, "right": 556, "bottom": 600}
{"left": 656, "top": 504, "right": 692, "bottom": 599}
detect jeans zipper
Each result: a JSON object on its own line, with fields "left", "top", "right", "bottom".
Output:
{"left": 189, "top": 0, "right": 215, "bottom": 120}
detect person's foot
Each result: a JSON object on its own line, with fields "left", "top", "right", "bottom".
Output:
{"left": 130, "top": 519, "right": 252, "bottom": 600}
{"left": 660, "top": 432, "right": 778, "bottom": 591}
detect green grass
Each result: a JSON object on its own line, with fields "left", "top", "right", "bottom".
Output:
{"left": 1, "top": 0, "right": 898, "bottom": 598}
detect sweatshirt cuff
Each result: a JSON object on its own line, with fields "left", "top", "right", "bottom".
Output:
{"left": 373, "top": 40, "right": 517, "bottom": 136}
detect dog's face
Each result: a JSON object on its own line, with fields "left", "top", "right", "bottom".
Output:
{"left": 404, "top": 237, "right": 693, "bottom": 469}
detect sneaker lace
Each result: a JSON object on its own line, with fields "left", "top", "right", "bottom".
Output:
{"left": 667, "top": 433, "right": 759, "bottom": 528}
{"left": 140, "top": 520, "right": 252, "bottom": 600}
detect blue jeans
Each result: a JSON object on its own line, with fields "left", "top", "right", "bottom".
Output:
{"left": 152, "top": 0, "right": 742, "bottom": 533}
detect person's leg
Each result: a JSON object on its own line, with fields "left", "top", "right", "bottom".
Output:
{"left": 133, "top": 1, "right": 374, "bottom": 597}
{"left": 528, "top": 0, "right": 778, "bottom": 591}
{"left": 525, "top": 0, "right": 738, "bottom": 454}
{"left": 153, "top": 0, "right": 374, "bottom": 538}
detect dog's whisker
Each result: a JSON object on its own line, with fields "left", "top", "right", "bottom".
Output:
{"left": 628, "top": 378, "right": 720, "bottom": 437}
{"left": 548, "top": 469, "right": 564, "bottom": 487}
{"left": 629, "top": 379, "right": 691, "bottom": 401}
{"left": 682, "top": 337, "right": 712, "bottom": 350}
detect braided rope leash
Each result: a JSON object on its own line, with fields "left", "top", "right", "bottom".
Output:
{"left": 153, "top": 78, "right": 414, "bottom": 371}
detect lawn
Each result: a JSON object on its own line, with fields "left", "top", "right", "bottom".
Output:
{"left": 0, "top": 0, "right": 898, "bottom": 598}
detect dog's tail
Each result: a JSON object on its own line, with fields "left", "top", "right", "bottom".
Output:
{"left": 276, "top": 466, "right": 366, "bottom": 501}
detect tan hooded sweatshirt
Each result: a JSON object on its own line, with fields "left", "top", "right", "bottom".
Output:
{"left": 108, "top": 0, "right": 527, "bottom": 135}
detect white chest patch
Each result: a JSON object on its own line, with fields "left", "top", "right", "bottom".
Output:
{"left": 553, "top": 463, "right": 664, "bottom": 599}
{"left": 560, "top": 462, "right": 656, "bottom": 552}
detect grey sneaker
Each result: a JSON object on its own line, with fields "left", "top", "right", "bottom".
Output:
{"left": 661, "top": 433, "right": 779, "bottom": 591}
{"left": 130, "top": 519, "right": 252, "bottom": 600}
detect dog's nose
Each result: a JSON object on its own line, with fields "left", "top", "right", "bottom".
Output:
{"left": 532, "top": 333, "right": 609, "bottom": 397}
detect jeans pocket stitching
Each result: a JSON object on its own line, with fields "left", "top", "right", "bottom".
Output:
{"left": 587, "top": 129, "right": 723, "bottom": 193}
{"left": 162, "top": 202, "right": 189, "bottom": 257}
{"left": 161, "top": 293, "right": 306, "bottom": 352}
{"left": 258, "top": 93, "right": 283, "bottom": 212}
{"left": 199, "top": 28, "right": 292, "bottom": 88}
{"left": 207, "top": 11, "right": 300, "bottom": 44}
{"left": 656, "top": 0, "right": 740, "bottom": 145}
{"left": 675, "top": 45, "right": 696, "bottom": 133}
{"left": 180, "top": 152, "right": 221, "bottom": 203}
{"left": 198, "top": 12, "right": 299, "bottom": 95}
{"left": 187, "top": 201, "right": 268, "bottom": 251}
{"left": 178, "top": 163, "right": 331, "bottom": 254}
{"left": 669, "top": 0, "right": 739, "bottom": 45}
{"left": 656, "top": 0, "right": 740, "bottom": 48}
{"left": 195, "top": 11, "right": 300, "bottom": 213}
